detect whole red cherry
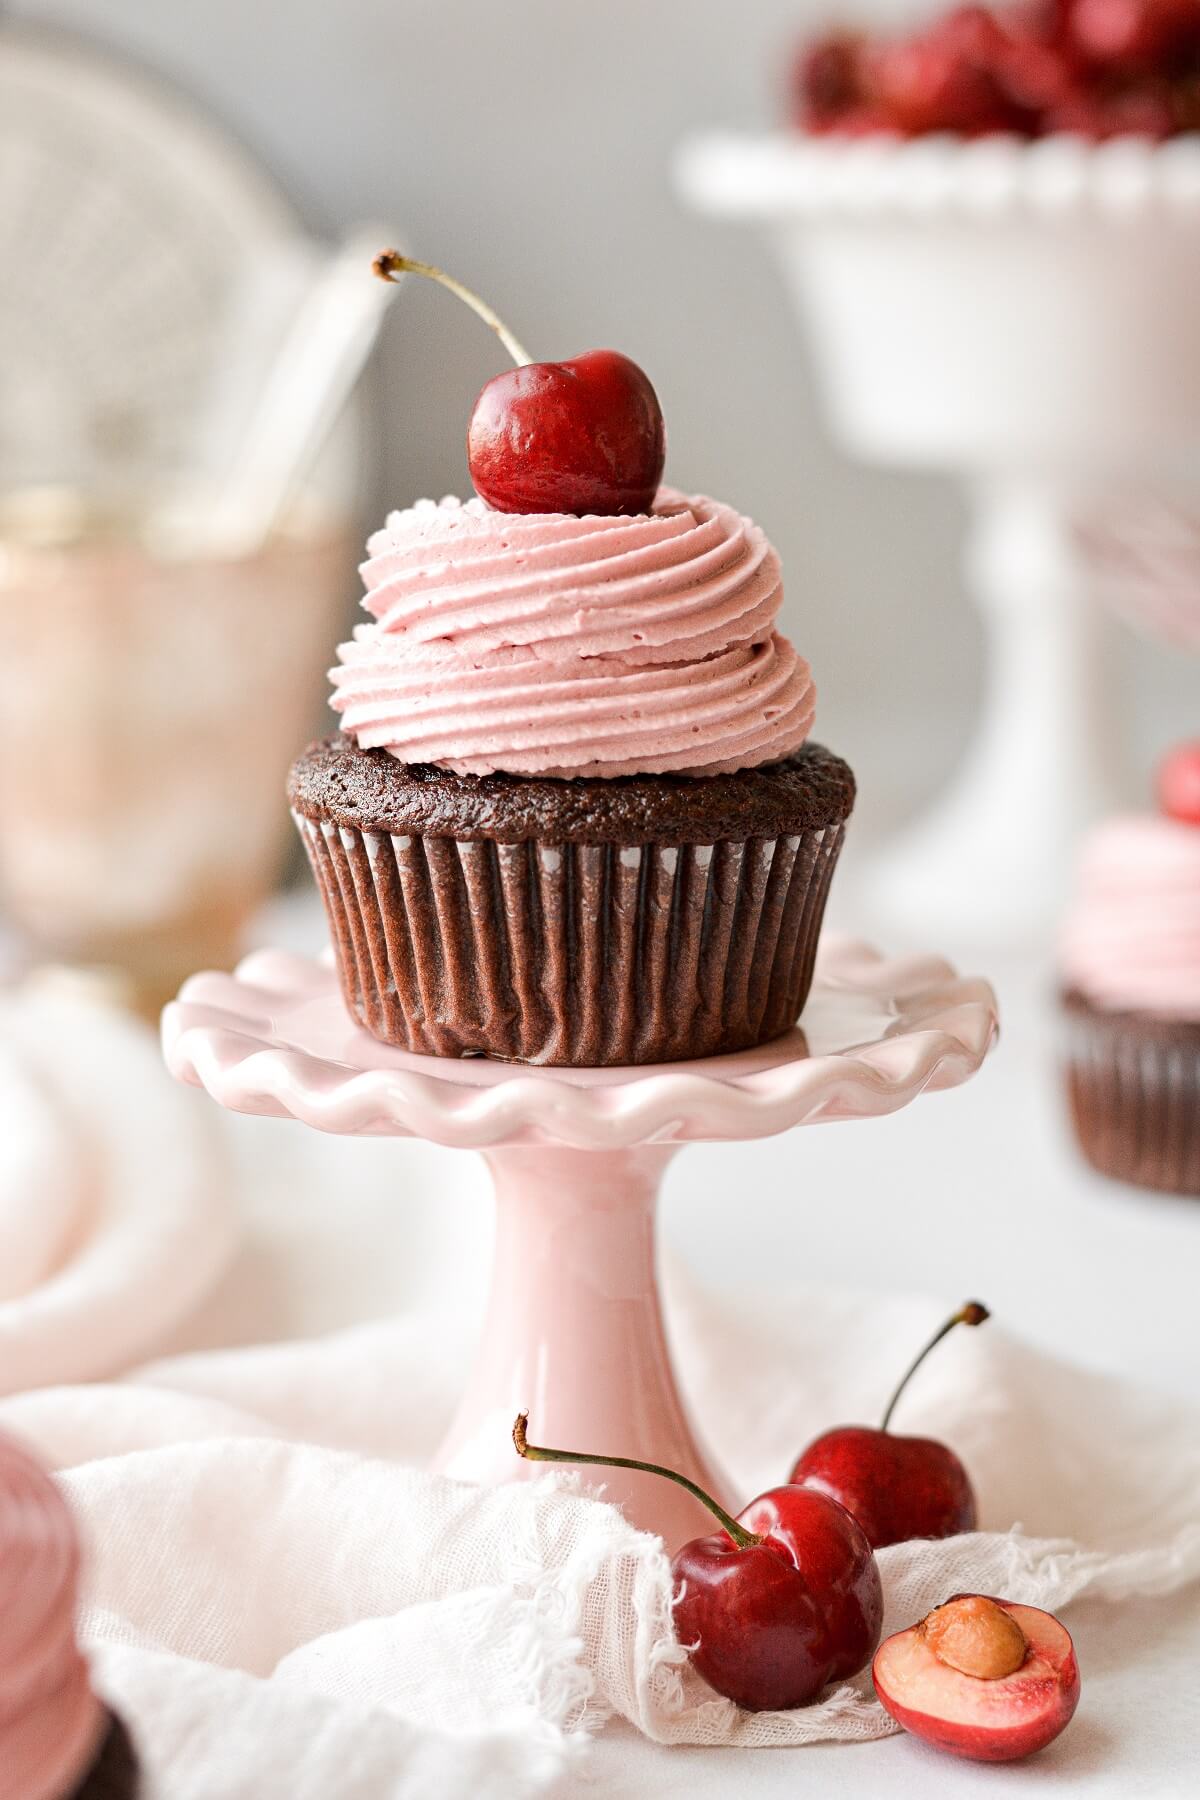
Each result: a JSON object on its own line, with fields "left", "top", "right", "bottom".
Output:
{"left": 867, "top": 7, "right": 1034, "bottom": 135}
{"left": 990, "top": 3, "right": 1092, "bottom": 112}
{"left": 514, "top": 1414, "right": 882, "bottom": 1712}
{"left": 791, "top": 1301, "right": 989, "bottom": 1549}
{"left": 1047, "top": 81, "right": 1180, "bottom": 134}
{"left": 793, "top": 30, "right": 869, "bottom": 129}
{"left": 1158, "top": 741, "right": 1200, "bottom": 824}
{"left": 1069, "top": 0, "right": 1200, "bottom": 71}
{"left": 373, "top": 250, "right": 665, "bottom": 517}
{"left": 868, "top": 38, "right": 1015, "bottom": 135}
{"left": 468, "top": 351, "right": 665, "bottom": 517}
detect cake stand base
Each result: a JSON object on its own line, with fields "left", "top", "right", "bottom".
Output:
{"left": 163, "top": 938, "right": 997, "bottom": 1547}
{"left": 433, "top": 1146, "right": 726, "bottom": 1545}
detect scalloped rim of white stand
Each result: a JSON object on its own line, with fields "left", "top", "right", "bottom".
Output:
{"left": 161, "top": 936, "right": 998, "bottom": 1149}
{"left": 676, "top": 129, "right": 1200, "bottom": 221}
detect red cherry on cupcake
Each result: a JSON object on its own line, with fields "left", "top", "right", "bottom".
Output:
{"left": 1158, "top": 741, "right": 1200, "bottom": 825}
{"left": 468, "top": 351, "right": 665, "bottom": 516}
{"left": 374, "top": 251, "right": 665, "bottom": 517}
{"left": 790, "top": 1301, "right": 989, "bottom": 1549}
{"left": 513, "top": 1413, "right": 882, "bottom": 1711}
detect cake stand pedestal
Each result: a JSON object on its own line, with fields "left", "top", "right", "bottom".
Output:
{"left": 162, "top": 936, "right": 997, "bottom": 1547}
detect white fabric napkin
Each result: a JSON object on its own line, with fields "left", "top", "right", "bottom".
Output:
{"left": 0, "top": 980, "right": 237, "bottom": 1393}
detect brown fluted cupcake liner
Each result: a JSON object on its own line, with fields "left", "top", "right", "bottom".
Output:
{"left": 73, "top": 1710, "right": 139, "bottom": 1799}
{"left": 1062, "top": 988, "right": 1200, "bottom": 1197}
{"left": 294, "top": 813, "right": 846, "bottom": 1065}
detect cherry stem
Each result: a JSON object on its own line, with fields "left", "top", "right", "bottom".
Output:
{"left": 512, "top": 1413, "right": 756, "bottom": 1549}
{"left": 880, "top": 1300, "right": 990, "bottom": 1433}
{"left": 373, "top": 250, "right": 533, "bottom": 368}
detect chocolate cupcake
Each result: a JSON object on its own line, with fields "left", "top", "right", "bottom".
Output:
{"left": 1060, "top": 750, "right": 1200, "bottom": 1196}
{"left": 292, "top": 489, "right": 854, "bottom": 1064}
{"left": 290, "top": 487, "right": 854, "bottom": 1065}
{"left": 1, "top": 1431, "right": 139, "bottom": 1800}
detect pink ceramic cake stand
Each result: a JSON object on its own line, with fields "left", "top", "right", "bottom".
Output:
{"left": 162, "top": 936, "right": 997, "bottom": 1548}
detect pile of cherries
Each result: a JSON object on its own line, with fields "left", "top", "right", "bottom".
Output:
{"left": 794, "top": 0, "right": 1200, "bottom": 140}
{"left": 516, "top": 1302, "right": 1081, "bottom": 1763}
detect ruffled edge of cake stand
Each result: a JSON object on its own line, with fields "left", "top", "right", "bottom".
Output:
{"left": 676, "top": 129, "right": 1200, "bottom": 221}
{"left": 161, "top": 937, "right": 999, "bottom": 1149}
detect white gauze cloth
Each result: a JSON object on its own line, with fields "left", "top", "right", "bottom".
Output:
{"left": 0, "top": 979, "right": 236, "bottom": 1393}
{"left": 2, "top": 1279, "right": 1198, "bottom": 1799}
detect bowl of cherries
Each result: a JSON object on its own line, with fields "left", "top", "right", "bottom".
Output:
{"left": 516, "top": 1300, "right": 1080, "bottom": 1762}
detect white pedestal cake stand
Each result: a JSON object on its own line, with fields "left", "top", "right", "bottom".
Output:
{"left": 678, "top": 132, "right": 1200, "bottom": 945}
{"left": 162, "top": 935, "right": 997, "bottom": 1548}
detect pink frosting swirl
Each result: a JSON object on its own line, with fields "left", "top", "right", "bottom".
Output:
{"left": 0, "top": 1432, "right": 103, "bottom": 1800}
{"left": 1061, "top": 815, "right": 1200, "bottom": 1017}
{"left": 330, "top": 489, "right": 816, "bottom": 777}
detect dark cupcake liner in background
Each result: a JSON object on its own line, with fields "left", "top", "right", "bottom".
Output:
{"left": 295, "top": 814, "right": 847, "bottom": 1065}
{"left": 74, "top": 1710, "right": 139, "bottom": 1799}
{"left": 1062, "top": 988, "right": 1200, "bottom": 1197}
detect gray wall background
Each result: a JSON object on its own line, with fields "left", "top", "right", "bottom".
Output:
{"left": 13, "top": 0, "right": 1192, "bottom": 836}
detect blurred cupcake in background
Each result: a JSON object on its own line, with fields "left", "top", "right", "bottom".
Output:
{"left": 1, "top": 1429, "right": 138, "bottom": 1798}
{"left": 1060, "top": 743, "right": 1200, "bottom": 1196}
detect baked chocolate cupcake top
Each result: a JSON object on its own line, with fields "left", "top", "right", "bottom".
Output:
{"left": 290, "top": 732, "right": 854, "bottom": 844}
{"left": 329, "top": 489, "right": 817, "bottom": 780}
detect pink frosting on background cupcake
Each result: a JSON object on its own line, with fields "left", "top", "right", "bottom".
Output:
{"left": 1061, "top": 815, "right": 1200, "bottom": 1018}
{"left": 0, "top": 1432, "right": 103, "bottom": 1800}
{"left": 331, "top": 489, "right": 816, "bottom": 777}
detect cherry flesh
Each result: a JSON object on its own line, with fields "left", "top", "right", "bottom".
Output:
{"left": 874, "top": 1594, "right": 1081, "bottom": 1762}
{"left": 373, "top": 251, "right": 665, "bottom": 518}
{"left": 513, "top": 1414, "right": 882, "bottom": 1712}
{"left": 790, "top": 1301, "right": 988, "bottom": 1549}
{"left": 1158, "top": 741, "right": 1200, "bottom": 826}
